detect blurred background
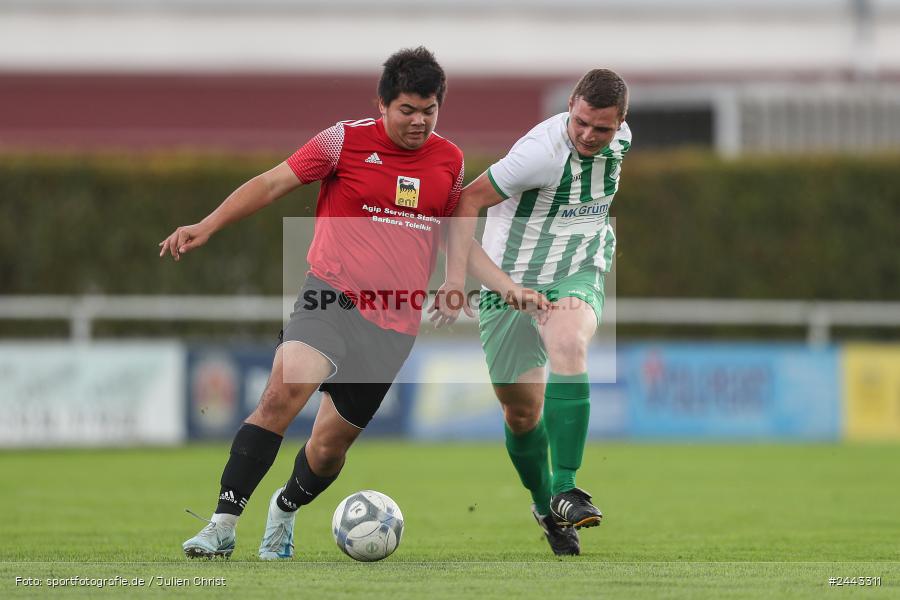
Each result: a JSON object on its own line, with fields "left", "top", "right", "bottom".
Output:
{"left": 1, "top": 0, "right": 899, "bottom": 447}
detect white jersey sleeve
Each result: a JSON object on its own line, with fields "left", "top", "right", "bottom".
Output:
{"left": 486, "top": 136, "right": 558, "bottom": 199}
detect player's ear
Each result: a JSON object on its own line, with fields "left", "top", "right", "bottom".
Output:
{"left": 378, "top": 98, "right": 387, "bottom": 117}
{"left": 568, "top": 95, "right": 575, "bottom": 112}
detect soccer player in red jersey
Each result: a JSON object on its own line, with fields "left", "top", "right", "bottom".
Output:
{"left": 159, "top": 47, "right": 535, "bottom": 560}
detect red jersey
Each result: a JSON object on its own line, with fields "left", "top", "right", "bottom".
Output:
{"left": 286, "top": 118, "right": 464, "bottom": 335}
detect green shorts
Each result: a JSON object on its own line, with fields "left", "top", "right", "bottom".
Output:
{"left": 478, "top": 268, "right": 606, "bottom": 385}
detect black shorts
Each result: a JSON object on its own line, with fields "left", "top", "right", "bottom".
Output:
{"left": 279, "top": 274, "right": 415, "bottom": 429}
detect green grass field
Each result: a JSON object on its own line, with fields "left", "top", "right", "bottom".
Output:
{"left": 1, "top": 442, "right": 898, "bottom": 598}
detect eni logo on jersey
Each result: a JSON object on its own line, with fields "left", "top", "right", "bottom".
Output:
{"left": 395, "top": 176, "right": 420, "bottom": 208}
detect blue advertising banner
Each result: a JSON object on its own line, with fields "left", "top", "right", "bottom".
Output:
{"left": 400, "top": 342, "right": 839, "bottom": 440}
{"left": 184, "top": 342, "right": 841, "bottom": 441}
{"left": 620, "top": 344, "right": 840, "bottom": 440}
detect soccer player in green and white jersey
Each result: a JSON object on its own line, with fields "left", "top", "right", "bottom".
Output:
{"left": 434, "top": 69, "right": 630, "bottom": 556}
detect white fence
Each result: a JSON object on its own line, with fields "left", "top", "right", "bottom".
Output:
{"left": 2, "top": 295, "right": 900, "bottom": 346}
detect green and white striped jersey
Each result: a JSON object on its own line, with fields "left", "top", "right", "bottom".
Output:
{"left": 483, "top": 112, "right": 631, "bottom": 286}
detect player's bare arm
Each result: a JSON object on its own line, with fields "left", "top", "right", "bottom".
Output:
{"left": 158, "top": 162, "right": 300, "bottom": 261}
{"left": 444, "top": 173, "right": 499, "bottom": 286}
{"left": 430, "top": 173, "right": 550, "bottom": 327}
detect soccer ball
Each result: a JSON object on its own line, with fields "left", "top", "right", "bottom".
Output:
{"left": 332, "top": 490, "right": 404, "bottom": 562}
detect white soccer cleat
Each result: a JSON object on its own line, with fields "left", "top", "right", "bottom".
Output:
{"left": 258, "top": 487, "right": 296, "bottom": 560}
{"left": 182, "top": 517, "right": 236, "bottom": 559}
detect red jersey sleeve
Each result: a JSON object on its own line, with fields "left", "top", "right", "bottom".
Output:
{"left": 286, "top": 123, "right": 345, "bottom": 184}
{"left": 444, "top": 158, "right": 465, "bottom": 216}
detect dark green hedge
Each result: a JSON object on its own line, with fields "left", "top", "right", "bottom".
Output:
{"left": 612, "top": 153, "right": 900, "bottom": 300}
{"left": 1, "top": 152, "right": 898, "bottom": 299}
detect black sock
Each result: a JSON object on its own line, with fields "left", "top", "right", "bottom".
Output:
{"left": 276, "top": 444, "right": 339, "bottom": 512}
{"left": 216, "top": 423, "right": 283, "bottom": 515}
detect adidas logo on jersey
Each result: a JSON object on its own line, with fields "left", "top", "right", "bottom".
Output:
{"left": 365, "top": 153, "right": 383, "bottom": 165}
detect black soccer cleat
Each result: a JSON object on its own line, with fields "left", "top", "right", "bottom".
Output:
{"left": 532, "top": 505, "right": 580, "bottom": 556}
{"left": 550, "top": 487, "right": 603, "bottom": 529}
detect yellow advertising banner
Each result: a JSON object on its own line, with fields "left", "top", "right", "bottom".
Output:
{"left": 843, "top": 344, "right": 900, "bottom": 440}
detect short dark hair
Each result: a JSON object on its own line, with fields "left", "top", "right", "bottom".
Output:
{"left": 571, "top": 69, "right": 628, "bottom": 117}
{"left": 378, "top": 46, "right": 447, "bottom": 106}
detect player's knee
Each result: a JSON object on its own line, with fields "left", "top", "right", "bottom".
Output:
{"left": 545, "top": 336, "right": 588, "bottom": 366}
{"left": 503, "top": 405, "right": 541, "bottom": 434}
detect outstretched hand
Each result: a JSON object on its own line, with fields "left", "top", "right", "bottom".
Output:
{"left": 158, "top": 224, "right": 211, "bottom": 261}
{"left": 427, "top": 281, "right": 475, "bottom": 328}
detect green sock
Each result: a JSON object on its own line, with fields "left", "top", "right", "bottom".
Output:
{"left": 504, "top": 418, "right": 552, "bottom": 515}
{"left": 544, "top": 372, "right": 591, "bottom": 496}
